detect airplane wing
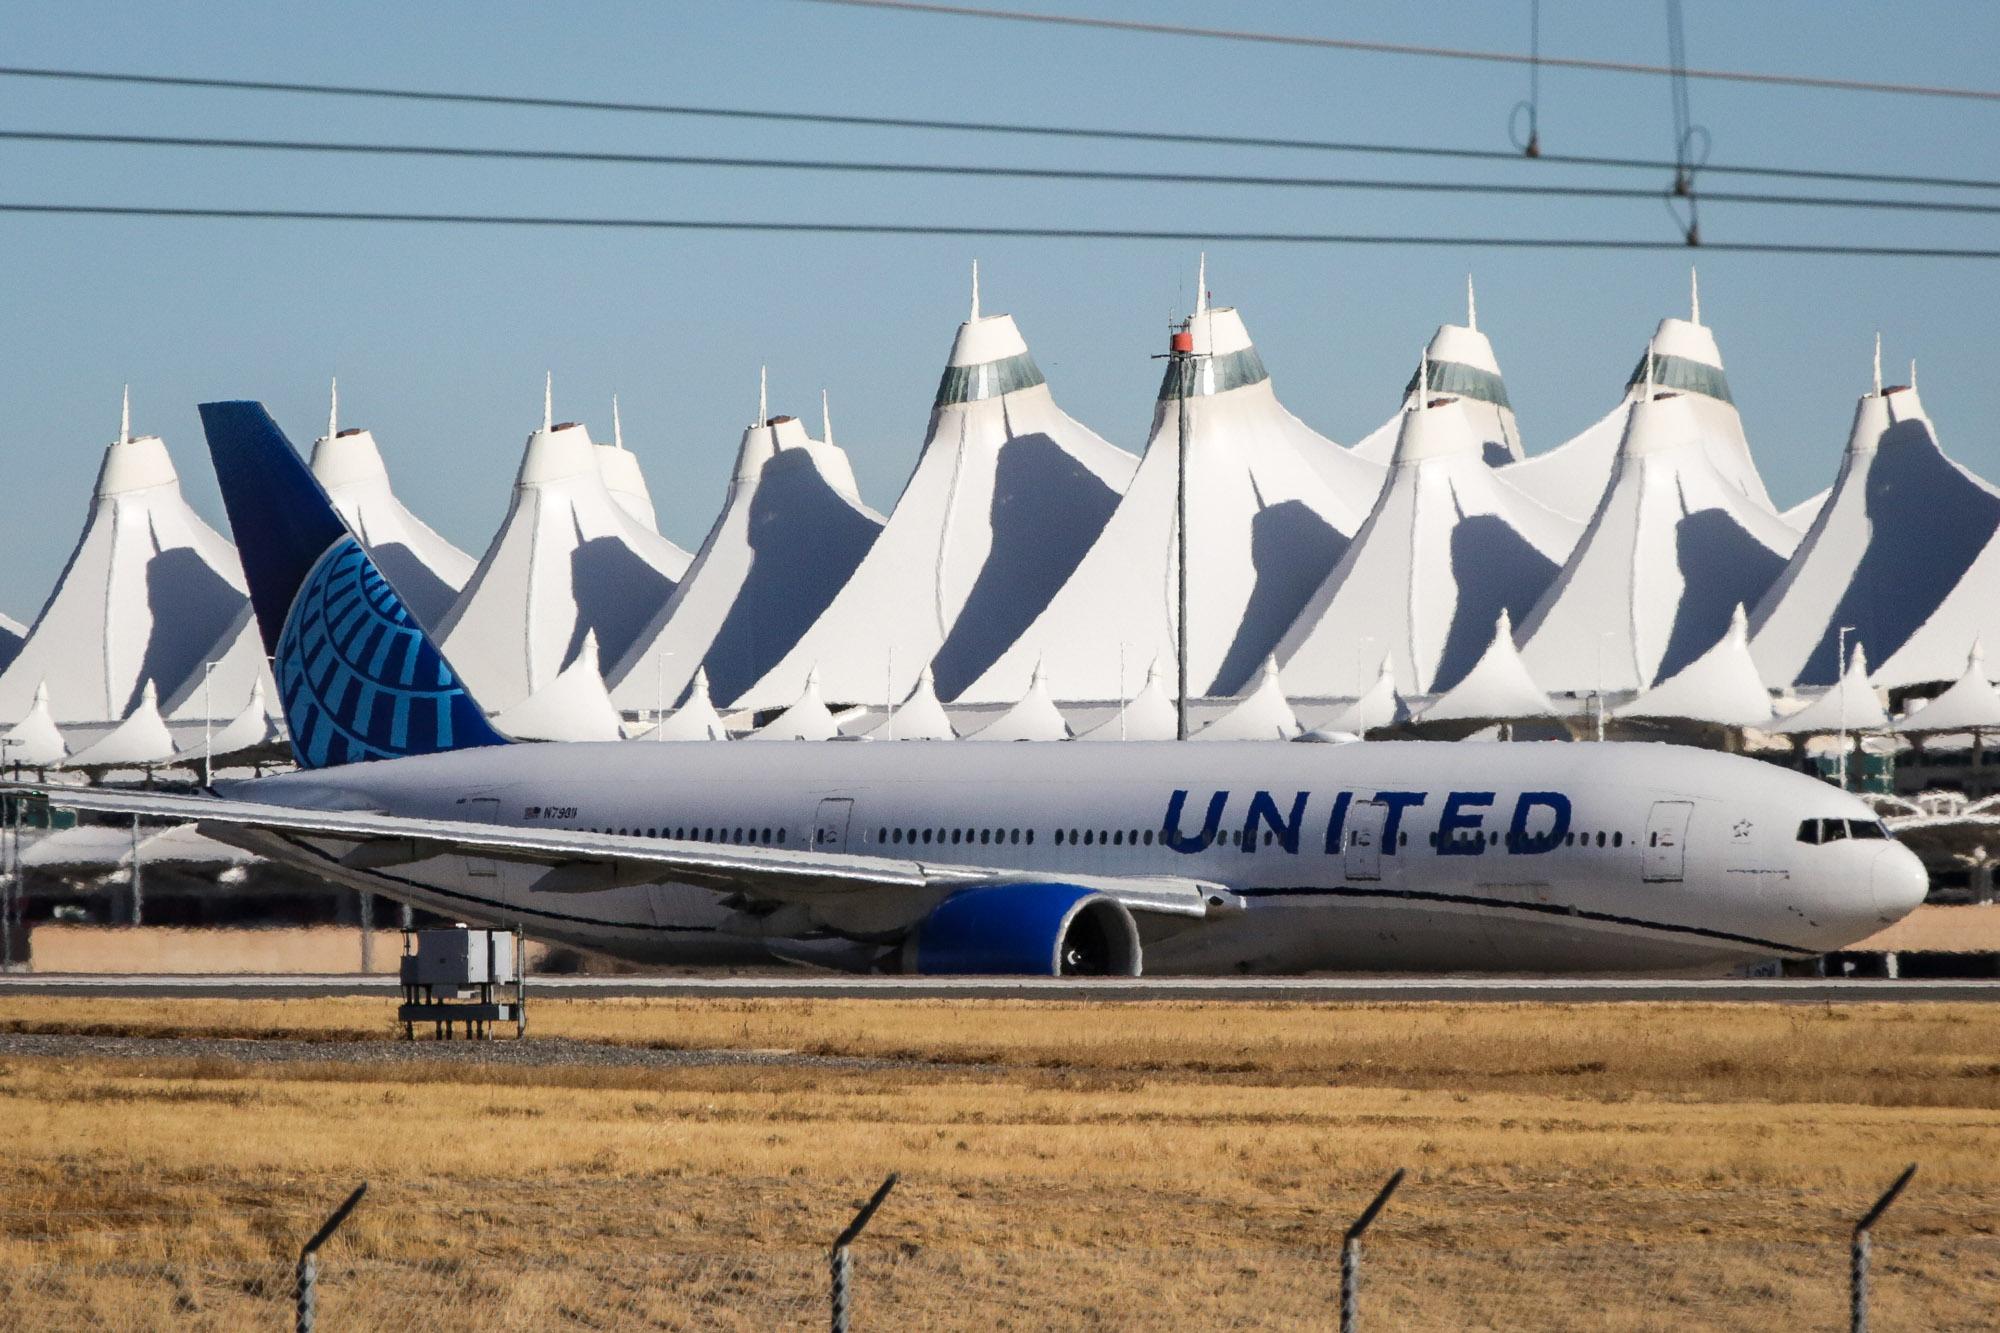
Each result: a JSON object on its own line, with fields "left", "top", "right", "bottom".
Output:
{"left": 5, "top": 784, "right": 1231, "bottom": 923}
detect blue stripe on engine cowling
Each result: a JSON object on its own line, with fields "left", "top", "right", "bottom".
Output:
{"left": 912, "top": 882, "right": 1105, "bottom": 976}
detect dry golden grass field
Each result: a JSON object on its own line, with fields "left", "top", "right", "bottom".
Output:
{"left": 0, "top": 997, "right": 1995, "bottom": 1330}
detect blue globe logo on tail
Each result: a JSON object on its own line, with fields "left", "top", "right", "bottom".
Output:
{"left": 198, "top": 399, "right": 508, "bottom": 770}
{"left": 278, "top": 536, "right": 499, "bottom": 766}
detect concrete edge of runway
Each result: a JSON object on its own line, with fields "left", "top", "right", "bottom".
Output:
{"left": 0, "top": 974, "right": 1995, "bottom": 1001}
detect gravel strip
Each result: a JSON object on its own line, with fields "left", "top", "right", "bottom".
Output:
{"left": 0, "top": 1031, "right": 918, "bottom": 1072}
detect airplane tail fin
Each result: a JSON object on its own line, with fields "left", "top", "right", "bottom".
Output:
{"left": 198, "top": 401, "right": 509, "bottom": 769}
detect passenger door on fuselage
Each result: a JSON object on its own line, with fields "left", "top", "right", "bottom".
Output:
{"left": 1643, "top": 801, "right": 1693, "bottom": 882}
{"left": 456, "top": 796, "right": 501, "bottom": 878}
{"left": 1343, "top": 800, "right": 1387, "bottom": 881}
{"left": 813, "top": 797, "right": 855, "bottom": 853}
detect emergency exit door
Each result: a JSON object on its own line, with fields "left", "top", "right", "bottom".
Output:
{"left": 1643, "top": 801, "right": 1693, "bottom": 882}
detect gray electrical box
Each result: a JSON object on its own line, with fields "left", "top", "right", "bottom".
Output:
{"left": 400, "top": 926, "right": 519, "bottom": 987}
{"left": 398, "top": 924, "right": 526, "bottom": 1039}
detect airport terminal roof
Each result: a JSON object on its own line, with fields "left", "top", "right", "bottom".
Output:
{"left": 437, "top": 382, "right": 691, "bottom": 712}
{"left": 1279, "top": 384, "right": 1577, "bottom": 700}
{"left": 1750, "top": 357, "right": 2000, "bottom": 689}
{"left": 738, "top": 268, "right": 1137, "bottom": 712}
{"left": 1347, "top": 280, "right": 1524, "bottom": 469}
{"left": 0, "top": 394, "right": 254, "bottom": 726}
{"left": 1517, "top": 374, "right": 1801, "bottom": 695}
{"left": 960, "top": 270, "right": 1383, "bottom": 707}
{"left": 1615, "top": 604, "right": 1773, "bottom": 727}
{"left": 609, "top": 388, "right": 883, "bottom": 713}
{"left": 310, "top": 381, "right": 476, "bottom": 629}
{"left": 1894, "top": 642, "right": 2000, "bottom": 734}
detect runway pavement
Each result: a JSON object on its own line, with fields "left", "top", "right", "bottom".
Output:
{"left": 0, "top": 973, "right": 1995, "bottom": 1002}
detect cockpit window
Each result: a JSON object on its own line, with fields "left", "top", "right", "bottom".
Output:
{"left": 1798, "top": 817, "right": 1891, "bottom": 845}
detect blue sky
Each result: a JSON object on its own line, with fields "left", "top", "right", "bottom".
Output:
{"left": 1, "top": 1, "right": 1995, "bottom": 617}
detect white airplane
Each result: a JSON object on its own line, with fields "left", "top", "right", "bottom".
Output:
{"left": 19, "top": 402, "right": 1928, "bottom": 976}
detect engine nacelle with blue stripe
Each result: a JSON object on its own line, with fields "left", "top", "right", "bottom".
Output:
{"left": 902, "top": 883, "right": 1142, "bottom": 976}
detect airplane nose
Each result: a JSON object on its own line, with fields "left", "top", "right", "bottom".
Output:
{"left": 1870, "top": 844, "right": 1929, "bottom": 924}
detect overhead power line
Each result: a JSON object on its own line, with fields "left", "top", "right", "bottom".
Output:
{"left": 3, "top": 203, "right": 1997, "bottom": 259}
{"left": 803, "top": 0, "right": 2000, "bottom": 104}
{"left": 8, "top": 128, "right": 2000, "bottom": 219}
{"left": 1, "top": 66, "right": 1995, "bottom": 195}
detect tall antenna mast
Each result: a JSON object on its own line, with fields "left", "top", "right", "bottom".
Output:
{"left": 1872, "top": 334, "right": 1883, "bottom": 395}
{"left": 542, "top": 372, "right": 553, "bottom": 432}
{"left": 1466, "top": 274, "right": 1478, "bottom": 331}
{"left": 1195, "top": 251, "right": 1208, "bottom": 315}
{"left": 821, "top": 389, "right": 834, "bottom": 445}
{"left": 119, "top": 385, "right": 131, "bottom": 445}
{"left": 969, "top": 260, "right": 980, "bottom": 321}
{"left": 1689, "top": 266, "right": 1701, "bottom": 324}
{"left": 612, "top": 394, "right": 624, "bottom": 450}
{"left": 758, "top": 365, "right": 768, "bottom": 425}
{"left": 327, "top": 377, "right": 339, "bottom": 441}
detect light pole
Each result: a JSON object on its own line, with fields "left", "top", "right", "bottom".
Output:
{"left": 200, "top": 659, "right": 219, "bottom": 788}
{"left": 1837, "top": 625, "right": 1856, "bottom": 790}
{"left": 1594, "top": 631, "right": 1618, "bottom": 742}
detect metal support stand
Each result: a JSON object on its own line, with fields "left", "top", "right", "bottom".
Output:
{"left": 295, "top": 1182, "right": 367, "bottom": 1333}
{"left": 829, "top": 1173, "right": 898, "bottom": 1333}
{"left": 1340, "top": 1168, "right": 1405, "bottom": 1333}
{"left": 1851, "top": 1163, "right": 1916, "bottom": 1333}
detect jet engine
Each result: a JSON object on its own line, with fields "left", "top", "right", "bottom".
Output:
{"left": 899, "top": 883, "right": 1142, "bottom": 976}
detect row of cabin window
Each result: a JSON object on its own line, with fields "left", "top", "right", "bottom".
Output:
{"left": 599, "top": 826, "right": 787, "bottom": 845}
{"left": 1427, "top": 829, "right": 1626, "bottom": 849}
{"left": 879, "top": 827, "right": 1033, "bottom": 847}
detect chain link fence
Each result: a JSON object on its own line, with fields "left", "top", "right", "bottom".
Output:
{"left": 5, "top": 1233, "right": 1997, "bottom": 1329}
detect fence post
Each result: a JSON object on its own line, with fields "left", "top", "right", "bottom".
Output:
{"left": 1851, "top": 1163, "right": 1916, "bottom": 1333}
{"left": 829, "top": 1173, "right": 898, "bottom": 1333}
{"left": 1340, "top": 1168, "right": 1405, "bottom": 1333}
{"left": 296, "top": 1182, "right": 368, "bottom": 1333}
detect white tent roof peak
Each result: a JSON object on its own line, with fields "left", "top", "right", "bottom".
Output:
{"left": 1195, "top": 251, "right": 1208, "bottom": 315}
{"left": 749, "top": 666, "right": 840, "bottom": 741}
{"left": 119, "top": 384, "right": 131, "bottom": 445}
{"left": 0, "top": 412, "right": 252, "bottom": 725}
{"left": 1315, "top": 657, "right": 1407, "bottom": 735}
{"left": 969, "top": 259, "right": 980, "bottom": 321}
{"left": 743, "top": 291, "right": 1133, "bottom": 711}
{"left": 542, "top": 371, "right": 554, "bottom": 432}
{"left": 596, "top": 407, "right": 659, "bottom": 532}
{"left": 969, "top": 658, "right": 1072, "bottom": 741}
{"left": 1773, "top": 642, "right": 1889, "bottom": 733}
{"left": 1186, "top": 302, "right": 1255, "bottom": 358}
{"left": 1750, "top": 371, "right": 1987, "bottom": 690}
{"left": 1419, "top": 611, "right": 1558, "bottom": 724}
{"left": 1690, "top": 264, "right": 1701, "bottom": 325}
{"left": 1389, "top": 386, "right": 1478, "bottom": 464}
{"left": 882, "top": 665, "right": 956, "bottom": 740}
{"left": 1616, "top": 603, "right": 1772, "bottom": 726}
{"left": 173, "top": 677, "right": 283, "bottom": 766}
{"left": 635, "top": 666, "right": 729, "bottom": 741}
{"left": 1466, "top": 274, "right": 1477, "bottom": 331}
{"left": 1896, "top": 639, "right": 2000, "bottom": 734}
{"left": 310, "top": 417, "right": 477, "bottom": 628}
{"left": 440, "top": 407, "right": 690, "bottom": 710}
{"left": 1873, "top": 333, "right": 1883, "bottom": 396}
{"left": 327, "top": 376, "right": 339, "bottom": 442}
{"left": 1195, "top": 657, "right": 1300, "bottom": 741}
{"left": 1077, "top": 654, "right": 1177, "bottom": 741}
{"left": 821, "top": 389, "right": 834, "bottom": 447}
{"left": 1, "top": 681, "right": 65, "bottom": 767}
{"left": 62, "top": 679, "right": 176, "bottom": 769}
{"left": 491, "top": 628, "right": 625, "bottom": 742}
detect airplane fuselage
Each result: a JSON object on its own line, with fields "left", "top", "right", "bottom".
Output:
{"left": 223, "top": 738, "right": 1925, "bottom": 974}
